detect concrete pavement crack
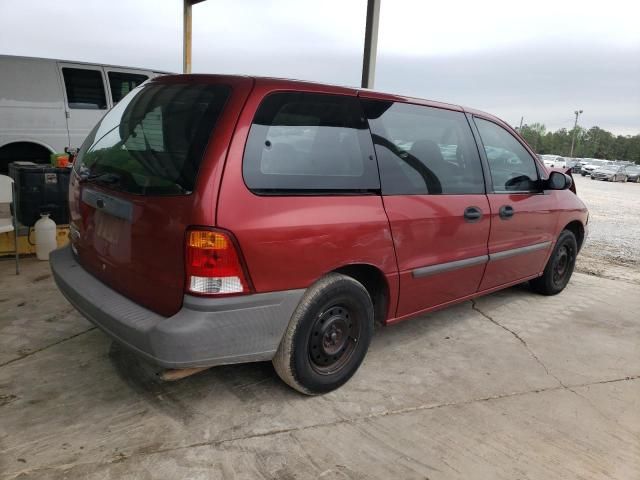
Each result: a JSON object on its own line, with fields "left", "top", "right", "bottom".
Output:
{"left": 470, "top": 300, "right": 640, "bottom": 438}
{"left": 471, "top": 299, "right": 565, "bottom": 386}
{"left": 0, "top": 327, "right": 96, "bottom": 369}
{"left": 5, "top": 374, "right": 638, "bottom": 479}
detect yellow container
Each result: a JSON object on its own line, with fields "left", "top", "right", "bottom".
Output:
{"left": 0, "top": 226, "right": 69, "bottom": 257}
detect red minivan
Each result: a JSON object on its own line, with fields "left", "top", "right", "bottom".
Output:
{"left": 50, "top": 75, "right": 588, "bottom": 394}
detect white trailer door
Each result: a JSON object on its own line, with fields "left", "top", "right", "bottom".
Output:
{"left": 57, "top": 62, "right": 111, "bottom": 150}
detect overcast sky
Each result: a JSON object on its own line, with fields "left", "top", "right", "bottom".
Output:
{"left": 1, "top": 0, "right": 638, "bottom": 134}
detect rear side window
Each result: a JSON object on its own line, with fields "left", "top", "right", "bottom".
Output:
{"left": 108, "top": 71, "right": 149, "bottom": 103}
{"left": 474, "top": 117, "right": 540, "bottom": 192}
{"left": 243, "top": 92, "right": 379, "bottom": 193}
{"left": 62, "top": 68, "right": 107, "bottom": 110}
{"left": 74, "top": 83, "right": 230, "bottom": 195}
{"left": 362, "top": 100, "right": 485, "bottom": 195}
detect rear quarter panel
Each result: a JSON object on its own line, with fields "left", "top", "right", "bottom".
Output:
{"left": 216, "top": 80, "right": 399, "bottom": 319}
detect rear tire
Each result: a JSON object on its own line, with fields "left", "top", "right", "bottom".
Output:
{"left": 273, "top": 273, "right": 374, "bottom": 395}
{"left": 530, "top": 230, "right": 577, "bottom": 295}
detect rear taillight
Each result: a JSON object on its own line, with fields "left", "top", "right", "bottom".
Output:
{"left": 185, "top": 229, "right": 251, "bottom": 296}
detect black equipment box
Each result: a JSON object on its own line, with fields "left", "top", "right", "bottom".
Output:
{"left": 8, "top": 162, "right": 71, "bottom": 226}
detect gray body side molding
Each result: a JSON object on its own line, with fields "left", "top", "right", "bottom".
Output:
{"left": 412, "top": 241, "right": 552, "bottom": 278}
{"left": 489, "top": 241, "right": 551, "bottom": 261}
{"left": 413, "top": 254, "right": 489, "bottom": 278}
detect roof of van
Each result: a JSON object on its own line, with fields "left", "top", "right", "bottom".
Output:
{"left": 153, "top": 73, "right": 510, "bottom": 128}
{"left": 0, "top": 54, "right": 172, "bottom": 75}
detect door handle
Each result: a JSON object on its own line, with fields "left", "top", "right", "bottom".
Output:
{"left": 499, "top": 205, "right": 514, "bottom": 219}
{"left": 463, "top": 206, "right": 483, "bottom": 223}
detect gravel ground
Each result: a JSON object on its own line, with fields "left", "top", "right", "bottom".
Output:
{"left": 573, "top": 174, "right": 640, "bottom": 282}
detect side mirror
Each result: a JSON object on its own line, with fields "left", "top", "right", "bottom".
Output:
{"left": 547, "top": 171, "right": 572, "bottom": 190}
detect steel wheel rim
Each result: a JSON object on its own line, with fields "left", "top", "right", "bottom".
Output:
{"left": 308, "top": 304, "right": 360, "bottom": 375}
{"left": 552, "top": 243, "right": 574, "bottom": 285}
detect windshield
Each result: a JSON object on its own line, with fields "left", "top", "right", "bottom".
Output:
{"left": 626, "top": 166, "right": 640, "bottom": 173}
{"left": 74, "top": 82, "right": 231, "bottom": 195}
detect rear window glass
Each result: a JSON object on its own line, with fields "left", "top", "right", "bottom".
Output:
{"left": 243, "top": 92, "right": 379, "bottom": 193}
{"left": 74, "top": 83, "right": 230, "bottom": 195}
{"left": 62, "top": 68, "right": 107, "bottom": 110}
{"left": 108, "top": 71, "right": 149, "bottom": 103}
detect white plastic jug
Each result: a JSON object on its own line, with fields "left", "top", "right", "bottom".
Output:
{"left": 34, "top": 213, "right": 57, "bottom": 260}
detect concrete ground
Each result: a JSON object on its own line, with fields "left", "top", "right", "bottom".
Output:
{"left": 1, "top": 176, "right": 639, "bottom": 479}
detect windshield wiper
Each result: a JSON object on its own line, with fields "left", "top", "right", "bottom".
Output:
{"left": 79, "top": 172, "right": 121, "bottom": 185}
{"left": 140, "top": 181, "right": 191, "bottom": 195}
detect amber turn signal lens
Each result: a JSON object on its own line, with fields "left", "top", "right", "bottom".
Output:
{"left": 187, "top": 230, "right": 228, "bottom": 250}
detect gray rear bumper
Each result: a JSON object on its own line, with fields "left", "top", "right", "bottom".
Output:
{"left": 49, "top": 246, "right": 304, "bottom": 368}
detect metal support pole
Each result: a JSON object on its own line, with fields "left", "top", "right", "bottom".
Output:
{"left": 361, "top": 0, "right": 381, "bottom": 89}
{"left": 183, "top": 0, "right": 207, "bottom": 74}
{"left": 11, "top": 180, "right": 19, "bottom": 275}
{"left": 569, "top": 109, "right": 583, "bottom": 158}
{"left": 183, "top": 0, "right": 192, "bottom": 73}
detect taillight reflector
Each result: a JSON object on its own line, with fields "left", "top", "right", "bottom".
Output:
{"left": 185, "top": 229, "right": 250, "bottom": 296}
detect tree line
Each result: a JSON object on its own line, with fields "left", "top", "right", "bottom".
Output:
{"left": 516, "top": 124, "right": 640, "bottom": 163}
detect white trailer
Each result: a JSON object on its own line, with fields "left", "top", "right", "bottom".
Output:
{"left": 0, "top": 55, "right": 168, "bottom": 172}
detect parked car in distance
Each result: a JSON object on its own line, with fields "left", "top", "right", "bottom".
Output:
{"left": 571, "top": 160, "right": 585, "bottom": 173}
{"left": 581, "top": 159, "right": 611, "bottom": 176}
{"left": 591, "top": 165, "right": 628, "bottom": 182}
{"left": 539, "top": 154, "right": 565, "bottom": 168}
{"left": 624, "top": 165, "right": 640, "bottom": 182}
{"left": 50, "top": 75, "right": 589, "bottom": 394}
{"left": 0, "top": 55, "right": 168, "bottom": 173}
{"left": 564, "top": 158, "right": 578, "bottom": 170}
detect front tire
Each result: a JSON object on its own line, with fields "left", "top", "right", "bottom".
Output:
{"left": 530, "top": 230, "right": 577, "bottom": 295}
{"left": 273, "top": 273, "right": 374, "bottom": 395}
